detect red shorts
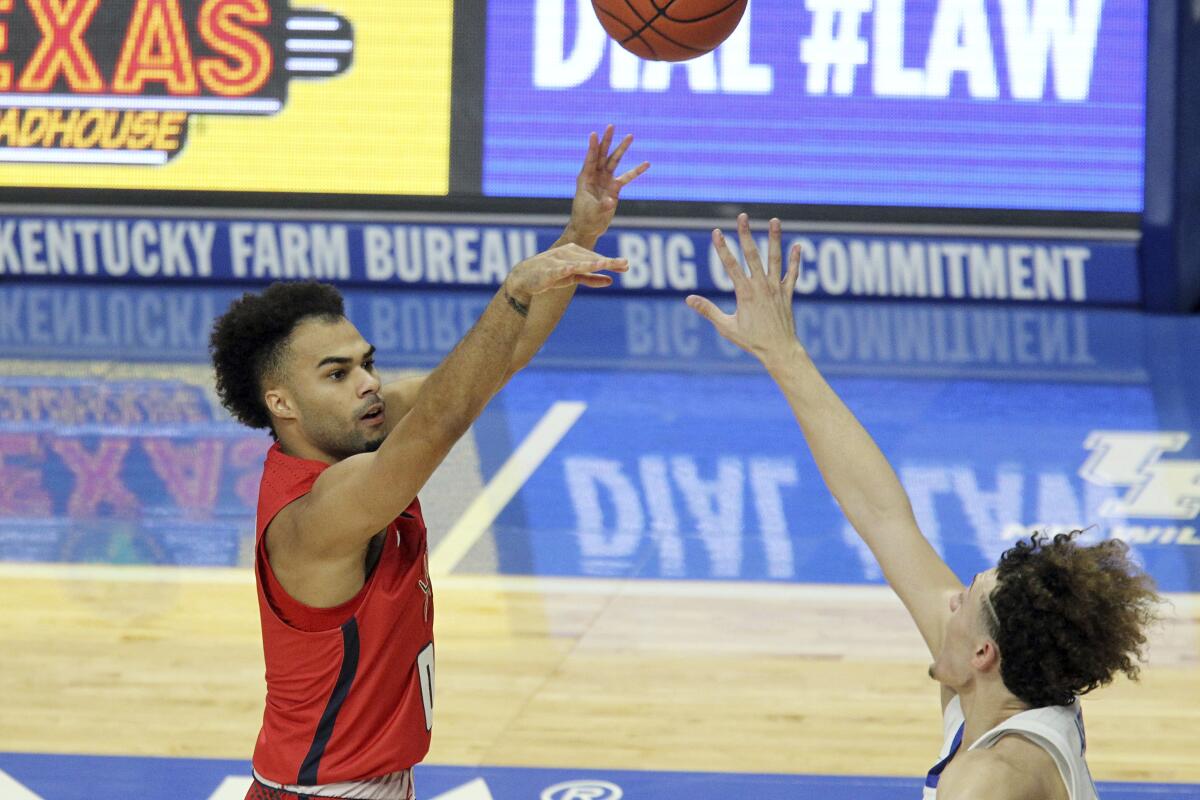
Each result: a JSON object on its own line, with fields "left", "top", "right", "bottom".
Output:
{"left": 245, "top": 781, "right": 305, "bottom": 800}
{"left": 245, "top": 770, "right": 416, "bottom": 800}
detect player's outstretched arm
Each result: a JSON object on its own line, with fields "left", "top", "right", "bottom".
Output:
{"left": 288, "top": 246, "right": 628, "bottom": 558}
{"left": 686, "top": 214, "right": 962, "bottom": 658}
{"left": 508, "top": 125, "right": 649, "bottom": 374}
{"left": 377, "top": 126, "right": 649, "bottom": 420}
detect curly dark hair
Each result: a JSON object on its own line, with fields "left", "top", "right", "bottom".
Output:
{"left": 986, "top": 531, "right": 1160, "bottom": 708}
{"left": 209, "top": 281, "right": 345, "bottom": 431}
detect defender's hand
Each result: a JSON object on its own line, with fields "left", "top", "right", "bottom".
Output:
{"left": 566, "top": 125, "right": 650, "bottom": 242}
{"left": 506, "top": 243, "right": 628, "bottom": 303}
{"left": 686, "top": 215, "right": 804, "bottom": 366}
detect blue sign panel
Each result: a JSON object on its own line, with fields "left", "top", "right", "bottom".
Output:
{"left": 491, "top": 368, "right": 1200, "bottom": 592}
{"left": 0, "top": 212, "right": 1141, "bottom": 304}
{"left": 485, "top": 0, "right": 1146, "bottom": 211}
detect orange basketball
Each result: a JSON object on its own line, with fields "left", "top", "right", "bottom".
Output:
{"left": 592, "top": 0, "right": 749, "bottom": 62}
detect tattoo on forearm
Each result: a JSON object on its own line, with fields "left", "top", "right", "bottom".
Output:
{"left": 504, "top": 288, "right": 530, "bottom": 318}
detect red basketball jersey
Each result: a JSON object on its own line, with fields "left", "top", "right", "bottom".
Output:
{"left": 251, "top": 443, "right": 434, "bottom": 787}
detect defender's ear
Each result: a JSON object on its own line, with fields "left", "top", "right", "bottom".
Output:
{"left": 972, "top": 638, "right": 1000, "bottom": 672}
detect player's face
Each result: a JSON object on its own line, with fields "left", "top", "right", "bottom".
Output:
{"left": 929, "top": 569, "right": 999, "bottom": 689}
{"left": 282, "top": 317, "right": 386, "bottom": 460}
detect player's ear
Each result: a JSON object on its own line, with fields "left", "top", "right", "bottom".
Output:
{"left": 972, "top": 638, "right": 1000, "bottom": 671}
{"left": 265, "top": 386, "right": 298, "bottom": 423}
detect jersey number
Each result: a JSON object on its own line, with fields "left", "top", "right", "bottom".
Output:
{"left": 417, "top": 642, "right": 434, "bottom": 731}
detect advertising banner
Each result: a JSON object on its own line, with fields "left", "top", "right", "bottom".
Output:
{"left": 0, "top": 0, "right": 452, "bottom": 195}
{"left": 485, "top": 0, "right": 1146, "bottom": 212}
{"left": 0, "top": 210, "right": 1141, "bottom": 304}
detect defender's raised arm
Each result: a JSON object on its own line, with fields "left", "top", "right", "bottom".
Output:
{"left": 687, "top": 214, "right": 963, "bottom": 658}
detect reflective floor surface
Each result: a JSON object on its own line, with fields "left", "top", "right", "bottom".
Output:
{"left": 1, "top": 281, "right": 1197, "bottom": 799}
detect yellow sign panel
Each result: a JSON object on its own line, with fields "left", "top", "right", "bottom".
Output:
{"left": 0, "top": 0, "right": 452, "bottom": 195}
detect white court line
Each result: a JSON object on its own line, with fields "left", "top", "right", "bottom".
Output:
{"left": 429, "top": 401, "right": 587, "bottom": 576}
{"left": 0, "top": 562, "right": 891, "bottom": 602}
{"left": 0, "top": 563, "right": 253, "bottom": 584}
{"left": 1, "top": 562, "right": 1197, "bottom": 614}
{"left": 0, "top": 770, "right": 43, "bottom": 800}
{"left": 206, "top": 777, "right": 252, "bottom": 800}
{"left": 435, "top": 574, "right": 903, "bottom": 604}
{"left": 429, "top": 779, "right": 494, "bottom": 800}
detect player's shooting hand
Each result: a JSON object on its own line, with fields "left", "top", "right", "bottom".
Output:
{"left": 686, "top": 215, "right": 805, "bottom": 366}
{"left": 566, "top": 125, "right": 650, "bottom": 242}
{"left": 506, "top": 243, "right": 629, "bottom": 303}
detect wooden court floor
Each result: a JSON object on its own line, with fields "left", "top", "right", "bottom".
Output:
{"left": 1, "top": 566, "right": 1197, "bottom": 784}
{"left": 1, "top": 341, "right": 1198, "bottom": 789}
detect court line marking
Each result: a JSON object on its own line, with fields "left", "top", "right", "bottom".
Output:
{"left": 206, "top": 777, "right": 252, "bottom": 800}
{"left": 0, "top": 769, "right": 43, "bottom": 800}
{"left": 0, "top": 563, "right": 254, "bottom": 584}
{"left": 0, "top": 563, "right": 903, "bottom": 602}
{"left": 428, "top": 400, "right": 587, "bottom": 577}
{"left": 1, "top": 563, "right": 1196, "bottom": 614}
{"left": 0, "top": 563, "right": 895, "bottom": 601}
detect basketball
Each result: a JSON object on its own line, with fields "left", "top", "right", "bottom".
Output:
{"left": 591, "top": 0, "right": 749, "bottom": 62}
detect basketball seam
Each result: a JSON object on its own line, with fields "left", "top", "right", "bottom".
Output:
{"left": 655, "top": 0, "right": 744, "bottom": 23}
{"left": 624, "top": 0, "right": 743, "bottom": 36}
{"left": 635, "top": 30, "right": 663, "bottom": 59}
{"left": 618, "top": 0, "right": 654, "bottom": 27}
{"left": 596, "top": 5, "right": 637, "bottom": 38}
{"left": 636, "top": 26, "right": 705, "bottom": 58}
{"left": 599, "top": 5, "right": 662, "bottom": 58}
{"left": 612, "top": 0, "right": 664, "bottom": 58}
{"left": 616, "top": 0, "right": 742, "bottom": 56}
{"left": 616, "top": 0, "right": 703, "bottom": 57}
{"left": 618, "top": 0, "right": 677, "bottom": 43}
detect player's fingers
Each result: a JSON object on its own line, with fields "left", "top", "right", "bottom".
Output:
{"left": 615, "top": 161, "right": 651, "bottom": 188}
{"left": 574, "top": 272, "right": 615, "bottom": 288}
{"left": 546, "top": 267, "right": 616, "bottom": 290}
{"left": 581, "top": 131, "right": 599, "bottom": 172}
{"left": 736, "top": 213, "right": 764, "bottom": 281}
{"left": 784, "top": 243, "right": 800, "bottom": 297}
{"left": 598, "top": 124, "right": 615, "bottom": 161}
{"left": 685, "top": 295, "right": 732, "bottom": 329}
{"left": 712, "top": 228, "right": 748, "bottom": 290}
{"left": 567, "top": 257, "right": 628, "bottom": 274}
{"left": 767, "top": 218, "right": 783, "bottom": 282}
{"left": 607, "top": 133, "right": 634, "bottom": 171}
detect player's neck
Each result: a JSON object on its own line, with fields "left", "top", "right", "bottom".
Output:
{"left": 959, "top": 680, "right": 1030, "bottom": 745}
{"left": 276, "top": 430, "right": 337, "bottom": 465}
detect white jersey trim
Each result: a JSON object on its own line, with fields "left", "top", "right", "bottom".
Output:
{"left": 924, "top": 695, "right": 1099, "bottom": 800}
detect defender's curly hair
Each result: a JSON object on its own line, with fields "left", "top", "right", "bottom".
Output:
{"left": 986, "top": 531, "right": 1160, "bottom": 708}
{"left": 209, "top": 281, "right": 344, "bottom": 431}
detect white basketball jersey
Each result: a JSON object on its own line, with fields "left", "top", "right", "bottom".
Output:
{"left": 922, "top": 695, "right": 1099, "bottom": 800}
